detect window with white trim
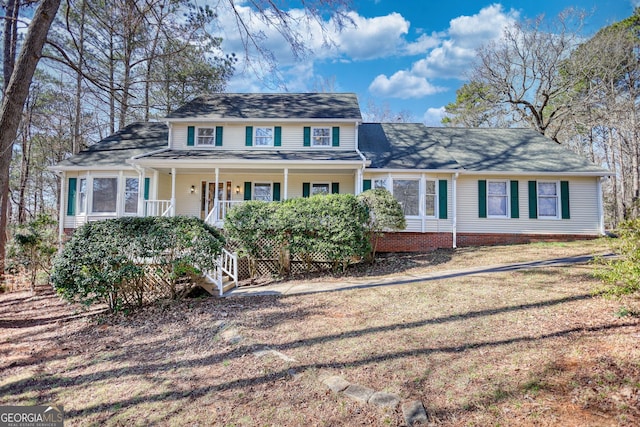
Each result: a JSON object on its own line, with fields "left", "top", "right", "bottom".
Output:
{"left": 487, "top": 180, "right": 508, "bottom": 217}
{"left": 124, "top": 178, "right": 139, "bottom": 214}
{"left": 92, "top": 177, "right": 118, "bottom": 213}
{"left": 311, "top": 183, "right": 330, "bottom": 195}
{"left": 196, "top": 127, "right": 215, "bottom": 146}
{"left": 425, "top": 180, "right": 437, "bottom": 217}
{"left": 78, "top": 178, "right": 87, "bottom": 214}
{"left": 393, "top": 179, "right": 419, "bottom": 216}
{"left": 374, "top": 178, "right": 388, "bottom": 190}
{"left": 312, "top": 127, "right": 331, "bottom": 147}
{"left": 253, "top": 183, "right": 272, "bottom": 201}
{"left": 538, "top": 181, "right": 559, "bottom": 218}
{"left": 254, "top": 127, "right": 274, "bottom": 146}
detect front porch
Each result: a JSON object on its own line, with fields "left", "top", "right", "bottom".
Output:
{"left": 140, "top": 165, "right": 365, "bottom": 227}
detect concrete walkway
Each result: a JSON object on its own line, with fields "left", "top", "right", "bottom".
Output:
{"left": 226, "top": 253, "right": 616, "bottom": 298}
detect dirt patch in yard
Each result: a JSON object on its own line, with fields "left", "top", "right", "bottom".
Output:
{"left": 1, "top": 239, "right": 638, "bottom": 426}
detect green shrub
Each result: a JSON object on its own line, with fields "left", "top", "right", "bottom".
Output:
{"left": 51, "top": 216, "right": 224, "bottom": 312}
{"left": 225, "top": 194, "right": 371, "bottom": 274}
{"left": 595, "top": 219, "right": 640, "bottom": 296}
{"left": 357, "top": 188, "right": 406, "bottom": 260}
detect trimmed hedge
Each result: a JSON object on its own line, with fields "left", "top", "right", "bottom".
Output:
{"left": 51, "top": 216, "right": 224, "bottom": 312}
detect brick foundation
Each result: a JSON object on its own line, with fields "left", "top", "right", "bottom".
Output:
{"left": 376, "top": 232, "right": 600, "bottom": 253}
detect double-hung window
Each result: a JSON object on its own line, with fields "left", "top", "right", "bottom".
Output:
{"left": 538, "top": 181, "right": 559, "bottom": 218}
{"left": 393, "top": 179, "right": 420, "bottom": 216}
{"left": 92, "top": 177, "right": 118, "bottom": 213}
{"left": 124, "top": 178, "right": 139, "bottom": 214}
{"left": 311, "top": 183, "right": 330, "bottom": 195}
{"left": 487, "top": 180, "right": 508, "bottom": 217}
{"left": 78, "top": 178, "right": 87, "bottom": 214}
{"left": 197, "top": 128, "right": 215, "bottom": 146}
{"left": 425, "top": 180, "right": 437, "bottom": 217}
{"left": 374, "top": 178, "right": 388, "bottom": 190}
{"left": 253, "top": 183, "right": 272, "bottom": 201}
{"left": 254, "top": 127, "right": 274, "bottom": 147}
{"left": 312, "top": 127, "right": 331, "bottom": 147}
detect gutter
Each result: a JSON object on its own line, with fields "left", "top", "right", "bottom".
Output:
{"left": 452, "top": 172, "right": 458, "bottom": 249}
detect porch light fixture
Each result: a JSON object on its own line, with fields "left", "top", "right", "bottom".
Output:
{"left": 190, "top": 185, "right": 195, "bottom": 194}
{"left": 235, "top": 185, "right": 240, "bottom": 194}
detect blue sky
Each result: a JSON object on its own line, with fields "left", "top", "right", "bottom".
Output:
{"left": 216, "top": 0, "right": 636, "bottom": 125}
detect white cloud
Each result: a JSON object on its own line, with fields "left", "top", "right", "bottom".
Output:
{"left": 369, "top": 71, "right": 446, "bottom": 99}
{"left": 330, "top": 12, "right": 411, "bottom": 60}
{"left": 423, "top": 107, "right": 446, "bottom": 127}
{"left": 412, "top": 4, "right": 519, "bottom": 79}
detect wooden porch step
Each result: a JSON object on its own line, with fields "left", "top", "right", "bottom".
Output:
{"left": 198, "top": 278, "right": 236, "bottom": 296}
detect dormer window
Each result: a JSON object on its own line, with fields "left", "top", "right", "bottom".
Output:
{"left": 254, "top": 127, "right": 274, "bottom": 147}
{"left": 197, "top": 127, "right": 216, "bottom": 146}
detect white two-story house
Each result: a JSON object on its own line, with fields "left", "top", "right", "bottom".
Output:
{"left": 51, "top": 93, "right": 609, "bottom": 252}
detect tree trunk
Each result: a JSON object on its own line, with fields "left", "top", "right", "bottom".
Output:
{"left": 0, "top": 0, "right": 62, "bottom": 283}
{"left": 72, "top": 0, "right": 87, "bottom": 155}
{"left": 2, "top": 0, "right": 19, "bottom": 94}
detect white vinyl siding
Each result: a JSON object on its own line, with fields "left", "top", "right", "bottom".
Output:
{"left": 170, "top": 123, "right": 356, "bottom": 150}
{"left": 457, "top": 175, "right": 600, "bottom": 235}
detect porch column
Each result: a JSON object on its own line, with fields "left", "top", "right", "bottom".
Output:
{"left": 171, "top": 168, "right": 176, "bottom": 216}
{"left": 355, "top": 168, "right": 363, "bottom": 195}
{"left": 283, "top": 168, "right": 288, "bottom": 200}
{"left": 57, "top": 171, "right": 66, "bottom": 247}
{"left": 117, "top": 171, "right": 124, "bottom": 216}
{"left": 137, "top": 168, "right": 145, "bottom": 217}
{"left": 214, "top": 168, "right": 220, "bottom": 219}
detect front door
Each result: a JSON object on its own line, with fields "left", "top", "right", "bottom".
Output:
{"left": 200, "top": 181, "right": 231, "bottom": 220}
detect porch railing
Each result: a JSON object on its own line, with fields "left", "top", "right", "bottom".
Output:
{"left": 145, "top": 200, "right": 173, "bottom": 217}
{"left": 205, "top": 200, "right": 247, "bottom": 226}
{"left": 205, "top": 247, "right": 239, "bottom": 296}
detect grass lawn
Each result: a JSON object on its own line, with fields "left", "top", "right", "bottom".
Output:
{"left": 1, "top": 239, "right": 639, "bottom": 426}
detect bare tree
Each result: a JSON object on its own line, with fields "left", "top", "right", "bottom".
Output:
{"left": 362, "top": 98, "right": 414, "bottom": 123}
{"left": 472, "top": 9, "right": 585, "bottom": 141}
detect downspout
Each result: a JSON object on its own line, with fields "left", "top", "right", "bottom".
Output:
{"left": 354, "top": 122, "right": 366, "bottom": 194}
{"left": 452, "top": 172, "right": 459, "bottom": 249}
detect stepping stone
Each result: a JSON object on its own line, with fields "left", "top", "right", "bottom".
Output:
{"left": 343, "top": 384, "right": 375, "bottom": 404}
{"left": 321, "top": 376, "right": 350, "bottom": 393}
{"left": 220, "top": 328, "right": 243, "bottom": 344}
{"left": 402, "top": 400, "right": 428, "bottom": 426}
{"left": 368, "top": 391, "right": 400, "bottom": 409}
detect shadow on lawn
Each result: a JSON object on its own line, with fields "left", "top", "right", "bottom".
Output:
{"left": 3, "top": 289, "right": 636, "bottom": 422}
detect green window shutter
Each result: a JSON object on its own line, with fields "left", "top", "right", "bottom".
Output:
{"left": 302, "top": 182, "right": 310, "bottom": 198}
{"left": 144, "top": 177, "right": 150, "bottom": 200}
{"left": 67, "top": 178, "right": 77, "bottom": 216}
{"left": 274, "top": 126, "right": 282, "bottom": 147}
{"left": 187, "top": 126, "right": 195, "bottom": 146}
{"left": 331, "top": 182, "right": 339, "bottom": 194}
{"left": 510, "top": 180, "right": 519, "bottom": 218}
{"left": 438, "top": 179, "right": 448, "bottom": 219}
{"left": 303, "top": 127, "right": 311, "bottom": 147}
{"left": 332, "top": 126, "right": 340, "bottom": 147}
{"left": 273, "top": 183, "right": 281, "bottom": 201}
{"left": 215, "top": 126, "right": 223, "bottom": 146}
{"left": 363, "top": 179, "right": 372, "bottom": 191}
{"left": 478, "top": 180, "right": 487, "bottom": 218}
{"left": 561, "top": 181, "right": 570, "bottom": 219}
{"left": 528, "top": 181, "right": 538, "bottom": 219}
{"left": 245, "top": 126, "right": 253, "bottom": 146}
{"left": 244, "top": 182, "right": 252, "bottom": 201}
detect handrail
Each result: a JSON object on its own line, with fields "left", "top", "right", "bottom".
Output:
{"left": 144, "top": 199, "right": 172, "bottom": 217}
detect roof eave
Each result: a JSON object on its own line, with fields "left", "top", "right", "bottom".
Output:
{"left": 164, "top": 118, "right": 362, "bottom": 124}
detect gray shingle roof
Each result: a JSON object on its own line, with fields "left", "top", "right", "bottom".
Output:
{"left": 432, "top": 127, "right": 607, "bottom": 174}
{"left": 52, "top": 122, "right": 168, "bottom": 169}
{"left": 135, "top": 149, "right": 363, "bottom": 163}
{"left": 360, "top": 124, "right": 608, "bottom": 174}
{"left": 358, "top": 123, "right": 464, "bottom": 170}
{"left": 166, "top": 93, "right": 362, "bottom": 120}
